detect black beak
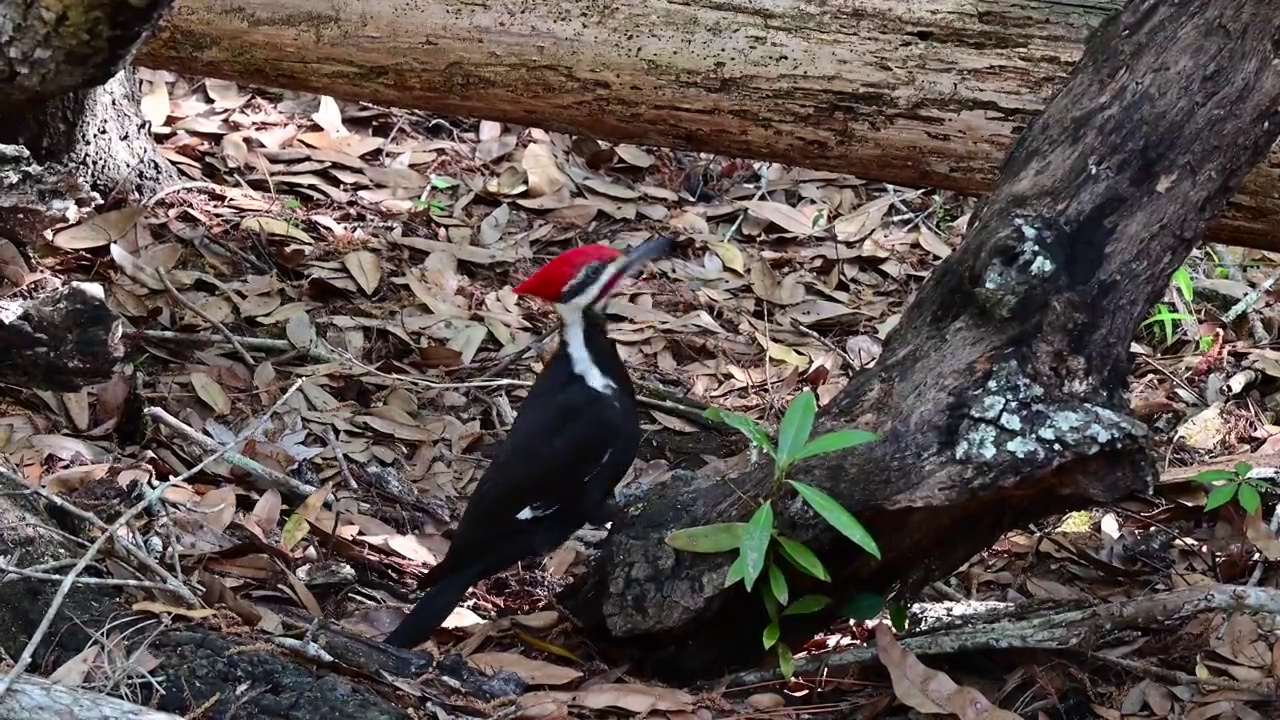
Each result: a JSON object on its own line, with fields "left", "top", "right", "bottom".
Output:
{"left": 611, "top": 234, "right": 675, "bottom": 280}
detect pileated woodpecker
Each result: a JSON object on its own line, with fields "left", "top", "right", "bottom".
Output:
{"left": 384, "top": 235, "right": 674, "bottom": 649}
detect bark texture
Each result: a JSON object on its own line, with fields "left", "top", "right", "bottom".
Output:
{"left": 556, "top": 0, "right": 1280, "bottom": 682}
{"left": 0, "top": 282, "right": 123, "bottom": 391}
{"left": 137, "top": 0, "right": 1280, "bottom": 250}
{"left": 0, "top": 0, "right": 174, "bottom": 103}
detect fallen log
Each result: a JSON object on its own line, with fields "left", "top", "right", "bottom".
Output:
{"left": 546, "top": 0, "right": 1280, "bottom": 682}
{"left": 137, "top": 0, "right": 1280, "bottom": 251}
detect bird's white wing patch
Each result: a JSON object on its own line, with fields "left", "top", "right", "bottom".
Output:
{"left": 516, "top": 503, "right": 559, "bottom": 520}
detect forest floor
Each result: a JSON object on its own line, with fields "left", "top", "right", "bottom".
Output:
{"left": 8, "top": 70, "right": 1280, "bottom": 719}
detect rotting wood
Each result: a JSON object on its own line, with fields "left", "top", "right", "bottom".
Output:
{"left": 136, "top": 0, "right": 1280, "bottom": 251}
{"left": 547, "top": 0, "right": 1280, "bottom": 681}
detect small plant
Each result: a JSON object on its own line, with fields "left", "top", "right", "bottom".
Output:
{"left": 664, "top": 390, "right": 880, "bottom": 678}
{"left": 1192, "top": 461, "right": 1274, "bottom": 515}
{"left": 1141, "top": 303, "right": 1194, "bottom": 347}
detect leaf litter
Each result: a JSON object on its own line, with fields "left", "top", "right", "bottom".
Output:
{"left": 11, "top": 68, "right": 1280, "bottom": 718}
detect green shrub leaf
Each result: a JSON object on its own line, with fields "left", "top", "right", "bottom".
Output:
{"left": 741, "top": 501, "right": 774, "bottom": 591}
{"left": 706, "top": 407, "right": 775, "bottom": 459}
{"left": 782, "top": 595, "right": 831, "bottom": 617}
{"left": 794, "top": 429, "right": 878, "bottom": 462}
{"left": 1205, "top": 483, "right": 1238, "bottom": 511}
{"left": 788, "top": 480, "right": 882, "bottom": 560}
{"left": 664, "top": 523, "right": 748, "bottom": 553}
{"left": 767, "top": 563, "right": 789, "bottom": 606}
{"left": 775, "top": 536, "right": 830, "bottom": 581}
{"left": 777, "top": 390, "right": 817, "bottom": 466}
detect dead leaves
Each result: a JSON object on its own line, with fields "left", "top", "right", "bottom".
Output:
{"left": 875, "top": 624, "right": 1020, "bottom": 720}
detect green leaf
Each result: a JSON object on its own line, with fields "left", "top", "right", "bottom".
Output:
{"left": 706, "top": 407, "right": 776, "bottom": 459}
{"left": 777, "top": 643, "right": 795, "bottom": 679}
{"left": 1172, "top": 266, "right": 1194, "bottom": 303}
{"left": 1205, "top": 483, "right": 1238, "bottom": 511}
{"left": 777, "top": 390, "right": 818, "bottom": 466}
{"left": 1235, "top": 461, "right": 1254, "bottom": 478}
{"left": 794, "top": 429, "right": 878, "bottom": 462}
{"left": 782, "top": 595, "right": 831, "bottom": 617}
{"left": 740, "top": 502, "right": 774, "bottom": 591}
{"left": 788, "top": 480, "right": 882, "bottom": 560}
{"left": 888, "top": 602, "right": 909, "bottom": 632}
{"left": 664, "top": 523, "right": 749, "bottom": 553}
{"left": 1237, "top": 483, "right": 1262, "bottom": 515}
{"left": 761, "top": 582, "right": 781, "bottom": 621}
{"left": 762, "top": 621, "right": 780, "bottom": 650}
{"left": 768, "top": 563, "right": 790, "bottom": 606}
{"left": 724, "top": 554, "right": 747, "bottom": 589}
{"left": 1191, "top": 470, "right": 1238, "bottom": 484}
{"left": 775, "top": 536, "right": 831, "bottom": 581}
{"left": 842, "top": 592, "right": 886, "bottom": 621}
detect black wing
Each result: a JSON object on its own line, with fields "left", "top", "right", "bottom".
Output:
{"left": 454, "top": 369, "right": 633, "bottom": 541}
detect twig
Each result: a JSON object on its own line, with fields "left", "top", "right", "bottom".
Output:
{"left": 0, "top": 563, "right": 174, "bottom": 592}
{"left": 21, "top": 486, "right": 201, "bottom": 606}
{"left": 483, "top": 326, "right": 556, "bottom": 379}
{"left": 718, "top": 583, "right": 1280, "bottom": 689}
{"left": 320, "top": 426, "right": 358, "bottom": 491}
{"left": 146, "top": 405, "right": 319, "bottom": 502}
{"left": 0, "top": 378, "right": 305, "bottom": 699}
{"left": 157, "top": 270, "right": 255, "bottom": 368}
{"left": 1086, "top": 651, "right": 1271, "bottom": 693}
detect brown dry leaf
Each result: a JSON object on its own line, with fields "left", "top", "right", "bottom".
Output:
{"left": 133, "top": 601, "right": 218, "bottom": 619}
{"left": 467, "top": 652, "right": 582, "bottom": 686}
{"left": 357, "top": 415, "right": 441, "bottom": 442}
{"left": 312, "top": 95, "right": 348, "bottom": 136}
{"left": 252, "top": 488, "right": 282, "bottom": 533}
{"left": 342, "top": 250, "right": 382, "bottom": 295}
{"left": 286, "top": 312, "right": 316, "bottom": 348}
{"left": 364, "top": 166, "right": 428, "bottom": 188}
{"left": 706, "top": 241, "right": 746, "bottom": 275}
{"left": 190, "top": 372, "right": 232, "bottom": 415}
{"left": 583, "top": 177, "right": 639, "bottom": 199}
{"left": 743, "top": 200, "right": 820, "bottom": 235}
{"left": 572, "top": 683, "right": 694, "bottom": 713}
{"left": 834, "top": 197, "right": 890, "bottom": 242}
{"left": 196, "top": 485, "right": 238, "bottom": 532}
{"left": 42, "top": 463, "right": 111, "bottom": 493}
{"left": 917, "top": 226, "right": 952, "bottom": 258}
{"left": 1243, "top": 512, "right": 1280, "bottom": 560}
{"left": 522, "top": 143, "right": 566, "bottom": 197}
{"left": 62, "top": 391, "right": 90, "bottom": 432}
{"left": 282, "top": 480, "right": 335, "bottom": 551}
{"left": 614, "top": 145, "right": 654, "bottom": 167}
{"left": 240, "top": 216, "right": 313, "bottom": 243}
{"left": 53, "top": 207, "right": 145, "bottom": 250}
{"left": 139, "top": 81, "right": 170, "bottom": 127}
{"left": 47, "top": 645, "right": 100, "bottom": 687}
{"left": 749, "top": 260, "right": 805, "bottom": 305}
{"left": 30, "top": 434, "right": 111, "bottom": 463}
{"left": 875, "top": 624, "right": 1018, "bottom": 719}
{"left": 478, "top": 203, "right": 511, "bottom": 246}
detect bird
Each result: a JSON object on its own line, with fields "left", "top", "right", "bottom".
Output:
{"left": 383, "top": 235, "right": 675, "bottom": 649}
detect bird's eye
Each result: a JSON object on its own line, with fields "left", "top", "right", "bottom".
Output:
{"left": 563, "top": 262, "right": 606, "bottom": 301}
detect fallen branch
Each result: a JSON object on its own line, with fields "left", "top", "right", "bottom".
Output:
{"left": 0, "top": 672, "right": 182, "bottom": 720}
{"left": 723, "top": 583, "right": 1280, "bottom": 690}
{"left": 146, "top": 405, "right": 320, "bottom": 502}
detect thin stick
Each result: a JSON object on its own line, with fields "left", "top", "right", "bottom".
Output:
{"left": 158, "top": 269, "right": 255, "bottom": 368}
{"left": 319, "top": 426, "right": 358, "bottom": 491}
{"left": 146, "top": 405, "right": 319, "bottom": 502}
{"left": 21, "top": 486, "right": 200, "bottom": 606}
{"left": 0, "top": 378, "right": 305, "bottom": 699}
{"left": 0, "top": 563, "right": 174, "bottom": 592}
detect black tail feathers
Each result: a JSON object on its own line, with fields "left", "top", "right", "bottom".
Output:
{"left": 383, "top": 564, "right": 480, "bottom": 649}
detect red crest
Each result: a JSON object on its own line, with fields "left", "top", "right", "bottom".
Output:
{"left": 514, "top": 244, "right": 622, "bottom": 301}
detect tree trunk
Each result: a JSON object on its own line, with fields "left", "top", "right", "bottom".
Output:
{"left": 136, "top": 0, "right": 1280, "bottom": 251}
{"left": 552, "top": 0, "right": 1280, "bottom": 682}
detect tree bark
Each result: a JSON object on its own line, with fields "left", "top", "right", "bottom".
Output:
{"left": 552, "top": 0, "right": 1280, "bottom": 682}
{"left": 136, "top": 0, "right": 1280, "bottom": 251}
{"left": 0, "top": 0, "right": 180, "bottom": 392}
